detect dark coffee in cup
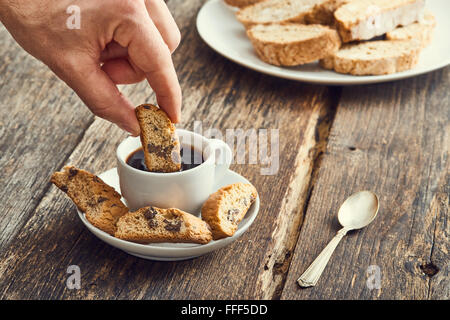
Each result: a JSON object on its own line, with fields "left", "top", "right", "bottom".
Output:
{"left": 126, "top": 145, "right": 204, "bottom": 172}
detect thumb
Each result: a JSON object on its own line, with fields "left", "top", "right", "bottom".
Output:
{"left": 52, "top": 57, "right": 140, "bottom": 135}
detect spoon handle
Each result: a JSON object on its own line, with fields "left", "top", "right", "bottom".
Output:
{"left": 297, "top": 228, "right": 348, "bottom": 287}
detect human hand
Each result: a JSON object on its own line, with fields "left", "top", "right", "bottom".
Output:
{"left": 0, "top": 0, "right": 182, "bottom": 135}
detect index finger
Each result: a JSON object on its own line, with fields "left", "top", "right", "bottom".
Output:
{"left": 115, "top": 13, "right": 182, "bottom": 123}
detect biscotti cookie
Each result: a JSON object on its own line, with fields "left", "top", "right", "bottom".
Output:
{"left": 319, "top": 40, "right": 422, "bottom": 75}
{"left": 224, "top": 0, "right": 265, "bottom": 8}
{"left": 115, "top": 207, "right": 212, "bottom": 244}
{"left": 236, "top": 0, "right": 323, "bottom": 28}
{"left": 201, "top": 183, "right": 258, "bottom": 240}
{"left": 386, "top": 10, "right": 436, "bottom": 48}
{"left": 304, "top": 0, "right": 350, "bottom": 25}
{"left": 51, "top": 166, "right": 129, "bottom": 235}
{"left": 247, "top": 23, "right": 341, "bottom": 66}
{"left": 135, "top": 104, "right": 181, "bottom": 173}
{"left": 334, "top": 0, "right": 425, "bottom": 43}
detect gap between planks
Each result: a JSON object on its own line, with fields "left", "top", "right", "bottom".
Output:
{"left": 257, "top": 87, "right": 341, "bottom": 300}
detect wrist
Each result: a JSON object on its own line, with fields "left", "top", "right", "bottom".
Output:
{"left": 0, "top": 0, "right": 28, "bottom": 27}
{"left": 1, "top": 0, "right": 54, "bottom": 25}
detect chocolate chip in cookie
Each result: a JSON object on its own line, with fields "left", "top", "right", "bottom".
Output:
{"left": 68, "top": 167, "right": 79, "bottom": 178}
{"left": 227, "top": 208, "right": 240, "bottom": 223}
{"left": 163, "top": 219, "right": 182, "bottom": 232}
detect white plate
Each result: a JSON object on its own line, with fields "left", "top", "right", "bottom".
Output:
{"left": 77, "top": 168, "right": 260, "bottom": 261}
{"left": 196, "top": 0, "right": 450, "bottom": 85}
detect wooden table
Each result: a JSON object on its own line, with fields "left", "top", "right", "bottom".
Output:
{"left": 0, "top": 1, "right": 448, "bottom": 300}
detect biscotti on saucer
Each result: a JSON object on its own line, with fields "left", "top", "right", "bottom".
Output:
{"left": 202, "top": 183, "right": 258, "bottom": 240}
{"left": 115, "top": 207, "right": 213, "bottom": 244}
{"left": 51, "top": 166, "right": 129, "bottom": 235}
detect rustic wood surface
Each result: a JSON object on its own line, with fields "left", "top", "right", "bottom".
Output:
{"left": 281, "top": 71, "right": 449, "bottom": 300}
{"left": 0, "top": 0, "right": 448, "bottom": 300}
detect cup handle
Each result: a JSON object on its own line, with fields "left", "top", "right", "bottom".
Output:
{"left": 208, "top": 139, "right": 232, "bottom": 182}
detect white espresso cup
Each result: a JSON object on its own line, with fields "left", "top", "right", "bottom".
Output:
{"left": 116, "top": 129, "right": 232, "bottom": 213}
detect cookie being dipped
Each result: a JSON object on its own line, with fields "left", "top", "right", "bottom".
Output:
{"left": 135, "top": 104, "right": 181, "bottom": 173}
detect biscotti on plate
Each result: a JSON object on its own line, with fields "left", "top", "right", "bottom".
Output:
{"left": 236, "top": 0, "right": 323, "bottom": 28}
{"left": 115, "top": 207, "right": 213, "bottom": 244}
{"left": 305, "top": 0, "right": 350, "bottom": 25}
{"left": 386, "top": 10, "right": 436, "bottom": 48}
{"left": 319, "top": 40, "right": 422, "bottom": 75}
{"left": 51, "top": 166, "right": 129, "bottom": 235}
{"left": 334, "top": 0, "right": 425, "bottom": 43}
{"left": 202, "top": 183, "right": 258, "bottom": 240}
{"left": 135, "top": 104, "right": 181, "bottom": 173}
{"left": 247, "top": 23, "right": 341, "bottom": 66}
{"left": 224, "top": 0, "right": 266, "bottom": 8}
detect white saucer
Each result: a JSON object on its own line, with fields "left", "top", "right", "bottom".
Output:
{"left": 196, "top": 0, "right": 450, "bottom": 85}
{"left": 77, "top": 168, "right": 260, "bottom": 261}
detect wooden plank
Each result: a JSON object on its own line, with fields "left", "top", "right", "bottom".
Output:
{"left": 0, "top": 25, "right": 94, "bottom": 254}
{"left": 0, "top": 0, "right": 337, "bottom": 299}
{"left": 427, "top": 172, "right": 449, "bottom": 299}
{"left": 281, "top": 68, "right": 449, "bottom": 300}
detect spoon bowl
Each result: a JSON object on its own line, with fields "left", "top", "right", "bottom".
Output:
{"left": 338, "top": 191, "right": 379, "bottom": 230}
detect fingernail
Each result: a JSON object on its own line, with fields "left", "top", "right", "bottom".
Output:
{"left": 172, "top": 113, "right": 181, "bottom": 124}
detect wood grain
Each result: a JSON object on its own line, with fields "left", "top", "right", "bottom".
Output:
{"left": 281, "top": 69, "right": 449, "bottom": 300}
{"left": 1, "top": 0, "right": 448, "bottom": 300}
{"left": 0, "top": 26, "right": 94, "bottom": 255}
{"left": 0, "top": 0, "right": 336, "bottom": 299}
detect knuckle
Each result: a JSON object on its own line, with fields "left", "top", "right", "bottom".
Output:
{"left": 168, "top": 28, "right": 181, "bottom": 53}
{"left": 147, "top": 44, "right": 172, "bottom": 71}
{"left": 92, "top": 107, "right": 108, "bottom": 119}
{"left": 47, "top": 54, "right": 79, "bottom": 78}
{"left": 115, "top": 0, "right": 143, "bottom": 18}
{"left": 90, "top": 100, "right": 115, "bottom": 119}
